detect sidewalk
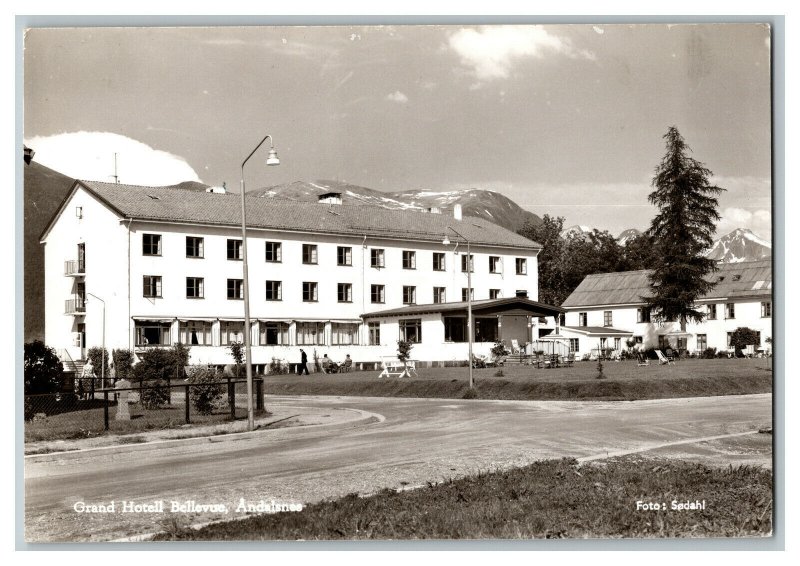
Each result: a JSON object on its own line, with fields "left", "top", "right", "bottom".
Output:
{"left": 24, "top": 403, "right": 379, "bottom": 457}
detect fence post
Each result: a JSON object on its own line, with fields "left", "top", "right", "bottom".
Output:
{"left": 184, "top": 384, "right": 190, "bottom": 424}
{"left": 90, "top": 377, "right": 95, "bottom": 400}
{"left": 228, "top": 377, "right": 235, "bottom": 420}
{"left": 256, "top": 378, "right": 264, "bottom": 411}
{"left": 103, "top": 390, "right": 109, "bottom": 431}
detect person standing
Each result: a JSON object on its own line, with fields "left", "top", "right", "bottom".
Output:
{"left": 298, "top": 348, "right": 310, "bottom": 375}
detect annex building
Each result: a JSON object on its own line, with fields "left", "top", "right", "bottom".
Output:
{"left": 558, "top": 259, "right": 773, "bottom": 358}
{"left": 41, "top": 180, "right": 562, "bottom": 369}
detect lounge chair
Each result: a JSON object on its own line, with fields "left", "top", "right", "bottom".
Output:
{"left": 511, "top": 339, "right": 521, "bottom": 355}
{"left": 636, "top": 352, "right": 650, "bottom": 367}
{"left": 655, "top": 350, "right": 674, "bottom": 365}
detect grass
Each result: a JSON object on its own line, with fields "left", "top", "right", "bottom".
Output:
{"left": 154, "top": 456, "right": 773, "bottom": 540}
{"left": 263, "top": 358, "right": 771, "bottom": 401}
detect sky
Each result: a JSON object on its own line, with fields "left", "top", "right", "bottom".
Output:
{"left": 23, "top": 23, "right": 773, "bottom": 240}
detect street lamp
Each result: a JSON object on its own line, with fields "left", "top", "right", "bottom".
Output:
{"left": 240, "top": 133, "right": 280, "bottom": 431}
{"left": 443, "top": 226, "right": 473, "bottom": 389}
{"left": 85, "top": 292, "right": 106, "bottom": 389}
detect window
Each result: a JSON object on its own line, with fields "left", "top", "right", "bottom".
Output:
{"left": 220, "top": 321, "right": 244, "bottom": 346}
{"left": 143, "top": 275, "right": 162, "bottom": 298}
{"left": 614, "top": 337, "right": 621, "bottom": 350}
{"left": 726, "top": 303, "right": 735, "bottom": 319}
{"left": 371, "top": 284, "right": 385, "bottom": 304}
{"left": 337, "top": 246, "right": 352, "bottom": 266}
{"left": 302, "top": 244, "right": 318, "bottom": 264}
{"left": 186, "top": 277, "right": 204, "bottom": 299}
{"left": 444, "top": 316, "right": 467, "bottom": 342}
{"left": 707, "top": 304, "right": 717, "bottom": 320}
{"left": 402, "top": 250, "right": 416, "bottom": 269}
{"left": 726, "top": 332, "right": 733, "bottom": 348}
{"left": 433, "top": 287, "right": 446, "bottom": 304}
{"left": 399, "top": 319, "right": 422, "bottom": 343}
{"left": 227, "top": 279, "right": 244, "bottom": 300}
{"left": 489, "top": 256, "right": 501, "bottom": 273}
{"left": 402, "top": 285, "right": 416, "bottom": 305}
{"left": 461, "top": 254, "right": 474, "bottom": 273}
{"left": 569, "top": 338, "right": 579, "bottom": 353}
{"left": 515, "top": 258, "right": 527, "bottom": 275}
{"left": 603, "top": 311, "right": 613, "bottom": 327}
{"left": 296, "top": 322, "right": 325, "bottom": 345}
{"left": 558, "top": 313, "right": 566, "bottom": 326}
{"left": 227, "top": 239, "right": 243, "bottom": 260}
{"left": 265, "top": 280, "right": 282, "bottom": 301}
{"left": 332, "top": 323, "right": 359, "bottom": 345}
{"left": 186, "top": 236, "right": 204, "bottom": 258}
{"left": 474, "top": 318, "right": 498, "bottom": 342}
{"left": 461, "top": 288, "right": 473, "bottom": 302}
{"left": 489, "top": 289, "right": 501, "bottom": 299}
{"left": 636, "top": 307, "right": 651, "bottom": 323}
{"left": 370, "top": 248, "right": 385, "bottom": 268}
{"left": 265, "top": 242, "right": 282, "bottom": 262}
{"left": 515, "top": 290, "right": 528, "bottom": 298}
{"left": 633, "top": 336, "right": 643, "bottom": 345}
{"left": 260, "top": 322, "right": 289, "bottom": 345}
{"left": 302, "top": 282, "right": 318, "bottom": 302}
{"left": 578, "top": 312, "right": 588, "bottom": 327}
{"left": 77, "top": 243, "right": 86, "bottom": 272}
{"left": 761, "top": 302, "right": 772, "bottom": 318}
{"left": 135, "top": 322, "right": 170, "bottom": 346}
{"left": 143, "top": 234, "right": 161, "bottom": 256}
{"left": 337, "top": 283, "right": 353, "bottom": 303}
{"left": 368, "top": 322, "right": 381, "bottom": 345}
{"left": 432, "top": 252, "right": 446, "bottom": 271}
{"left": 696, "top": 334, "right": 707, "bottom": 351}
{"left": 180, "top": 321, "right": 212, "bottom": 346}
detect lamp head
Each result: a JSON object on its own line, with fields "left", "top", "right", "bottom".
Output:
{"left": 442, "top": 236, "right": 451, "bottom": 246}
{"left": 266, "top": 147, "right": 280, "bottom": 166}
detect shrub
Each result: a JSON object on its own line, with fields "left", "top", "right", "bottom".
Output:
{"left": 187, "top": 367, "right": 224, "bottom": 415}
{"left": 140, "top": 380, "right": 170, "bottom": 409}
{"left": 87, "top": 346, "right": 110, "bottom": 379}
{"left": 269, "top": 357, "right": 288, "bottom": 375}
{"left": 228, "top": 342, "right": 244, "bottom": 377}
{"left": 112, "top": 349, "right": 135, "bottom": 379}
{"left": 24, "top": 340, "right": 63, "bottom": 395}
{"left": 397, "top": 340, "right": 413, "bottom": 364}
{"left": 701, "top": 347, "right": 717, "bottom": 359}
{"left": 491, "top": 341, "right": 509, "bottom": 358}
{"left": 132, "top": 348, "right": 177, "bottom": 382}
{"left": 172, "top": 342, "right": 191, "bottom": 380}
{"left": 729, "top": 327, "right": 761, "bottom": 357}
{"left": 596, "top": 357, "right": 605, "bottom": 379}
{"left": 462, "top": 388, "right": 478, "bottom": 399}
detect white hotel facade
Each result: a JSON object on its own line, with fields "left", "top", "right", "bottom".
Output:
{"left": 42, "top": 181, "right": 562, "bottom": 369}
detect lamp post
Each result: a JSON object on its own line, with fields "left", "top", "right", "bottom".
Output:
{"left": 443, "top": 226, "right": 473, "bottom": 389}
{"left": 85, "top": 292, "right": 105, "bottom": 389}
{"left": 240, "top": 134, "right": 280, "bottom": 431}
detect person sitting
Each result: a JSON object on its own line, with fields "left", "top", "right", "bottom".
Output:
{"left": 341, "top": 354, "right": 353, "bottom": 372}
{"left": 321, "top": 354, "right": 339, "bottom": 373}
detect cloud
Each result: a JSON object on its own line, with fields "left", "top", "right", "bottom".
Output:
{"left": 24, "top": 131, "right": 201, "bottom": 185}
{"left": 717, "top": 207, "right": 772, "bottom": 241}
{"left": 448, "top": 25, "right": 594, "bottom": 82}
{"left": 386, "top": 90, "right": 409, "bottom": 104}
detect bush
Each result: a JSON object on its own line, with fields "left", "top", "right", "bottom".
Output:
{"left": 24, "top": 340, "right": 63, "bottom": 395}
{"left": 172, "top": 343, "right": 191, "bottom": 379}
{"left": 397, "top": 340, "right": 413, "bottom": 364}
{"left": 87, "top": 346, "right": 110, "bottom": 379}
{"left": 132, "top": 349, "right": 176, "bottom": 382}
{"left": 462, "top": 388, "right": 478, "bottom": 399}
{"left": 269, "top": 358, "right": 288, "bottom": 375}
{"left": 701, "top": 347, "right": 717, "bottom": 359}
{"left": 729, "top": 327, "right": 761, "bottom": 357}
{"left": 228, "top": 342, "right": 244, "bottom": 377}
{"left": 187, "top": 368, "right": 224, "bottom": 415}
{"left": 140, "top": 380, "right": 170, "bottom": 409}
{"left": 112, "top": 349, "right": 135, "bottom": 379}
{"left": 491, "top": 341, "right": 509, "bottom": 358}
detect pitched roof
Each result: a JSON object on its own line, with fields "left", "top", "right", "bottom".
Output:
{"left": 561, "top": 259, "right": 772, "bottom": 308}
{"left": 69, "top": 180, "right": 541, "bottom": 250}
{"left": 362, "top": 297, "right": 563, "bottom": 319}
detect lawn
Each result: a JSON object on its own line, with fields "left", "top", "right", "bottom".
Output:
{"left": 262, "top": 358, "right": 772, "bottom": 401}
{"left": 155, "top": 455, "right": 773, "bottom": 540}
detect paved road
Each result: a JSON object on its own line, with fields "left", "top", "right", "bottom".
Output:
{"left": 24, "top": 393, "right": 772, "bottom": 542}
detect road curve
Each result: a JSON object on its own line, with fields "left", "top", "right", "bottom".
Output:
{"left": 25, "top": 393, "right": 772, "bottom": 542}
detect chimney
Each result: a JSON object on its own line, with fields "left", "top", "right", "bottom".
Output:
{"left": 24, "top": 146, "right": 34, "bottom": 165}
{"left": 453, "top": 204, "right": 462, "bottom": 221}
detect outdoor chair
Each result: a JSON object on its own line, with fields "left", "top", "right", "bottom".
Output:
{"left": 636, "top": 352, "right": 650, "bottom": 367}
{"left": 655, "top": 350, "right": 674, "bottom": 365}
{"left": 471, "top": 354, "right": 488, "bottom": 369}
{"left": 565, "top": 353, "right": 575, "bottom": 367}
{"left": 340, "top": 358, "right": 353, "bottom": 372}
{"left": 511, "top": 339, "right": 521, "bottom": 355}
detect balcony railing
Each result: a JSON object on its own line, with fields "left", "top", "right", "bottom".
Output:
{"left": 65, "top": 298, "right": 86, "bottom": 315}
{"left": 64, "top": 260, "right": 85, "bottom": 277}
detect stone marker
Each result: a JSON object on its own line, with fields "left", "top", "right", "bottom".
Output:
{"left": 115, "top": 379, "right": 131, "bottom": 421}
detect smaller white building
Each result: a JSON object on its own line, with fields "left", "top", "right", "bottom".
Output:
{"left": 559, "top": 260, "right": 772, "bottom": 358}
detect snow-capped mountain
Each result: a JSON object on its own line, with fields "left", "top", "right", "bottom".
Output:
{"left": 616, "top": 228, "right": 643, "bottom": 246}
{"left": 560, "top": 225, "right": 593, "bottom": 239}
{"left": 250, "top": 180, "right": 542, "bottom": 233}
{"left": 705, "top": 228, "right": 771, "bottom": 263}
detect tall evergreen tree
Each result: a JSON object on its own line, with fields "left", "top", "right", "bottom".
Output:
{"left": 518, "top": 215, "right": 567, "bottom": 305}
{"left": 645, "top": 126, "right": 725, "bottom": 330}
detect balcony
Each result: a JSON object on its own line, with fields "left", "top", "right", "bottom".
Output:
{"left": 65, "top": 297, "right": 86, "bottom": 315}
{"left": 64, "top": 260, "right": 85, "bottom": 277}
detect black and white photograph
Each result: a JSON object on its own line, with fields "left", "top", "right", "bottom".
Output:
{"left": 19, "top": 20, "right": 778, "bottom": 545}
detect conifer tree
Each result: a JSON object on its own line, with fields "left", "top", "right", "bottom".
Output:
{"left": 645, "top": 127, "right": 725, "bottom": 330}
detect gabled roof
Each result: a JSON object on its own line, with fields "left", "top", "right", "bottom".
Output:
{"left": 561, "top": 259, "right": 772, "bottom": 308}
{"left": 362, "top": 297, "right": 564, "bottom": 319}
{"left": 42, "top": 180, "right": 541, "bottom": 250}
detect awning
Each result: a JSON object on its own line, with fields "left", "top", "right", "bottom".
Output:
{"left": 132, "top": 317, "right": 174, "bottom": 323}
{"left": 176, "top": 317, "right": 217, "bottom": 323}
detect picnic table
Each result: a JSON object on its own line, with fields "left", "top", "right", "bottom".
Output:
{"left": 378, "top": 357, "right": 418, "bottom": 378}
